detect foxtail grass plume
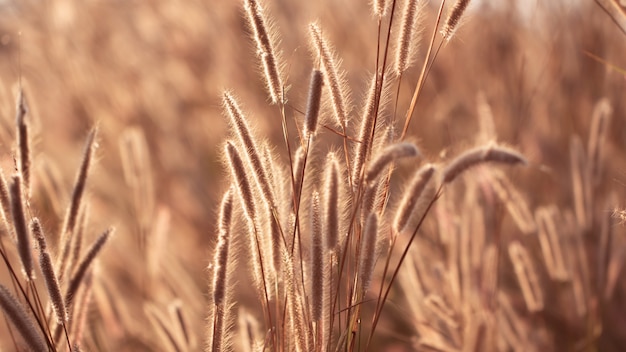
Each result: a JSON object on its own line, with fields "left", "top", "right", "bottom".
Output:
{"left": 395, "top": 0, "right": 424, "bottom": 75}
{"left": 303, "top": 69, "right": 323, "bottom": 139}
{"left": 365, "top": 142, "right": 420, "bottom": 183}
{"left": 223, "top": 93, "right": 276, "bottom": 207}
{"left": 323, "top": 154, "right": 341, "bottom": 251}
{"left": 372, "top": 0, "right": 389, "bottom": 17}
{"left": 57, "top": 128, "right": 98, "bottom": 281}
{"left": 309, "top": 23, "right": 351, "bottom": 129}
{"left": 9, "top": 174, "right": 34, "bottom": 281}
{"left": 243, "top": 0, "right": 284, "bottom": 104}
{"left": 0, "top": 284, "right": 48, "bottom": 351}
{"left": 32, "top": 218, "right": 68, "bottom": 323}
{"left": 359, "top": 212, "right": 379, "bottom": 295}
{"left": 442, "top": 143, "right": 527, "bottom": 184}
{"left": 441, "top": 0, "right": 472, "bottom": 41}
{"left": 15, "top": 88, "right": 31, "bottom": 198}
{"left": 65, "top": 227, "right": 113, "bottom": 307}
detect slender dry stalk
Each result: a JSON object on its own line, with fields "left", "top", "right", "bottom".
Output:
{"left": 605, "top": 244, "right": 624, "bottom": 300}
{"left": 303, "top": 69, "right": 323, "bottom": 139}
{"left": 57, "top": 128, "right": 98, "bottom": 279}
{"left": 69, "top": 272, "right": 93, "bottom": 349}
{"left": 587, "top": 98, "right": 612, "bottom": 186}
{"left": 32, "top": 218, "right": 67, "bottom": 323}
{"left": 119, "top": 127, "right": 155, "bottom": 249}
{"left": 238, "top": 308, "right": 260, "bottom": 352}
{"left": 170, "top": 300, "right": 192, "bottom": 349}
{"left": 38, "top": 157, "right": 66, "bottom": 217}
{"left": 441, "top": 0, "right": 472, "bottom": 41}
{"left": 243, "top": 0, "right": 284, "bottom": 104}
{"left": 15, "top": 88, "right": 31, "bottom": 198}
{"left": 489, "top": 171, "right": 537, "bottom": 234}
{"left": 68, "top": 204, "right": 89, "bottom": 276}
{"left": 508, "top": 241, "right": 544, "bottom": 313}
{"left": 309, "top": 23, "right": 351, "bottom": 129}
{"left": 598, "top": 199, "right": 614, "bottom": 294}
{"left": 423, "top": 294, "right": 458, "bottom": 330}
{"left": 365, "top": 142, "right": 420, "bottom": 183}
{"left": 0, "top": 284, "right": 48, "bottom": 351}
{"left": 496, "top": 292, "right": 526, "bottom": 350}
{"left": 9, "top": 174, "right": 34, "bottom": 281}
{"left": 395, "top": 0, "right": 423, "bottom": 75}
{"left": 535, "top": 207, "right": 569, "bottom": 281}
{"left": 145, "top": 304, "right": 184, "bottom": 352}
{"left": 442, "top": 143, "right": 527, "bottom": 184}
{"left": 476, "top": 92, "right": 496, "bottom": 143}
{"left": 447, "top": 219, "right": 462, "bottom": 301}
{"left": 393, "top": 163, "right": 436, "bottom": 234}
{"left": 570, "top": 136, "right": 592, "bottom": 230}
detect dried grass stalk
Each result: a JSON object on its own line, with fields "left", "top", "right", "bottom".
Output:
{"left": 570, "top": 136, "right": 592, "bottom": 230}
{"left": 587, "top": 98, "right": 612, "bottom": 185}
{"left": 69, "top": 272, "right": 93, "bottom": 348}
{"left": 481, "top": 244, "right": 499, "bottom": 301}
{"left": 145, "top": 303, "right": 185, "bottom": 352}
{"left": 605, "top": 244, "right": 624, "bottom": 300}
{"left": 508, "top": 241, "right": 544, "bottom": 313}
{"left": 38, "top": 157, "right": 66, "bottom": 217}
{"left": 535, "top": 207, "right": 569, "bottom": 281}
{"left": 489, "top": 171, "right": 536, "bottom": 235}
{"left": 476, "top": 92, "right": 496, "bottom": 143}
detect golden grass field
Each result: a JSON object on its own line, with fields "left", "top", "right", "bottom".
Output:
{"left": 0, "top": 0, "right": 624, "bottom": 351}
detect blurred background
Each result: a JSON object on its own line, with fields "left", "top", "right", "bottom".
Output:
{"left": 0, "top": 0, "right": 624, "bottom": 350}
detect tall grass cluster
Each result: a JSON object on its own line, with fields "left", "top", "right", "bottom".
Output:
{"left": 0, "top": 0, "right": 622, "bottom": 351}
